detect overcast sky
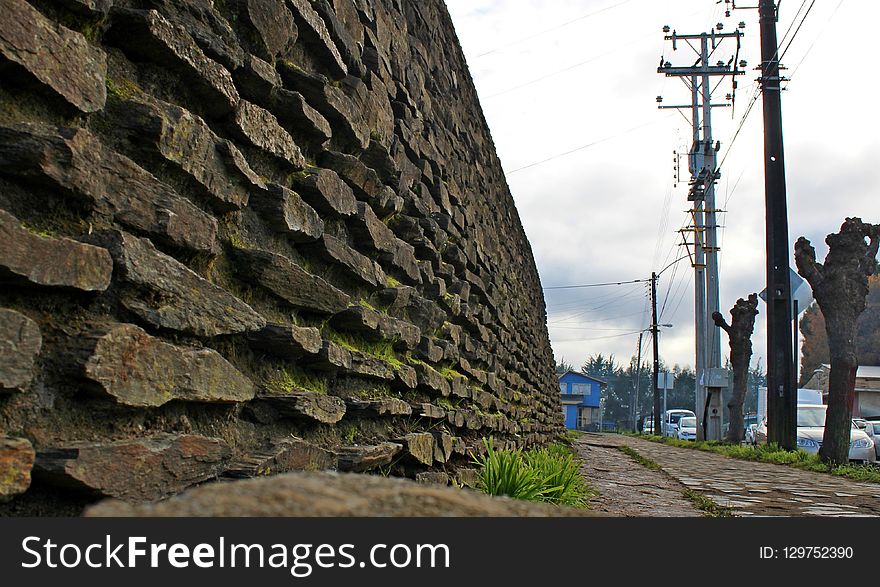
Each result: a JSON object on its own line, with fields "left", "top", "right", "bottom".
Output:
{"left": 445, "top": 0, "right": 878, "bottom": 376}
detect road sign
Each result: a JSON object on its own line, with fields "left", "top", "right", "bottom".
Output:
{"left": 759, "top": 267, "right": 813, "bottom": 316}
{"left": 657, "top": 371, "right": 674, "bottom": 390}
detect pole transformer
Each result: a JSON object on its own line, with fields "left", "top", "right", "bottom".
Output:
{"left": 657, "top": 25, "right": 743, "bottom": 440}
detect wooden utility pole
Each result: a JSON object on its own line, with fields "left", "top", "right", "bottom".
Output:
{"left": 759, "top": 0, "right": 796, "bottom": 450}
{"left": 634, "top": 332, "right": 643, "bottom": 430}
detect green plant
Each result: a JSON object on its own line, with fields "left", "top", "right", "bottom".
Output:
{"left": 326, "top": 330, "right": 404, "bottom": 369}
{"left": 386, "top": 276, "right": 402, "bottom": 288}
{"left": 525, "top": 445, "right": 591, "bottom": 507}
{"left": 358, "top": 298, "right": 378, "bottom": 312}
{"left": 266, "top": 367, "right": 326, "bottom": 394}
{"left": 438, "top": 366, "right": 466, "bottom": 381}
{"left": 472, "top": 439, "right": 592, "bottom": 507}
{"left": 105, "top": 77, "right": 140, "bottom": 100}
{"left": 473, "top": 439, "right": 550, "bottom": 502}
{"left": 619, "top": 445, "right": 662, "bottom": 471}
{"left": 683, "top": 489, "right": 735, "bottom": 517}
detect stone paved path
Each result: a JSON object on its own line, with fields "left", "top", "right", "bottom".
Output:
{"left": 577, "top": 433, "right": 880, "bottom": 517}
{"left": 574, "top": 434, "right": 701, "bottom": 516}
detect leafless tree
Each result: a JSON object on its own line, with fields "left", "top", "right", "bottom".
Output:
{"left": 794, "top": 218, "right": 879, "bottom": 465}
{"left": 712, "top": 294, "right": 759, "bottom": 444}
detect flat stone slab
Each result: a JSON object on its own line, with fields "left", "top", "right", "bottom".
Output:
{"left": 293, "top": 168, "right": 358, "bottom": 217}
{"left": 79, "top": 322, "right": 255, "bottom": 407}
{"left": 94, "top": 230, "right": 264, "bottom": 337}
{"left": 229, "top": 100, "right": 305, "bottom": 168}
{"left": 246, "top": 323, "right": 322, "bottom": 359}
{"left": 0, "top": 308, "right": 42, "bottom": 392}
{"left": 0, "top": 209, "right": 112, "bottom": 291}
{"left": 232, "top": 247, "right": 350, "bottom": 314}
{"left": 305, "top": 234, "right": 385, "bottom": 288}
{"left": 0, "top": 437, "right": 35, "bottom": 502}
{"left": 84, "top": 471, "right": 596, "bottom": 517}
{"left": 35, "top": 434, "right": 230, "bottom": 502}
{"left": 344, "top": 397, "right": 412, "bottom": 417}
{"left": 256, "top": 391, "right": 345, "bottom": 425}
{"left": 400, "top": 432, "right": 434, "bottom": 466}
{"left": 110, "top": 92, "right": 254, "bottom": 211}
{"left": 336, "top": 442, "right": 401, "bottom": 473}
{"left": 0, "top": 0, "right": 106, "bottom": 113}
{"left": 0, "top": 123, "right": 218, "bottom": 253}
{"left": 249, "top": 184, "right": 322, "bottom": 242}
{"left": 224, "top": 438, "right": 336, "bottom": 478}
{"left": 107, "top": 8, "right": 238, "bottom": 118}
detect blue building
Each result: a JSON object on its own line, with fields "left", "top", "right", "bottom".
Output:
{"left": 558, "top": 371, "right": 604, "bottom": 431}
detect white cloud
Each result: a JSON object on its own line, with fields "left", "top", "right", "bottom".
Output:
{"left": 446, "top": 0, "right": 880, "bottom": 374}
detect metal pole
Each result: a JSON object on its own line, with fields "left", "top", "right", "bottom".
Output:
{"left": 687, "top": 72, "right": 709, "bottom": 441}
{"left": 652, "top": 272, "right": 661, "bottom": 436}
{"left": 760, "top": 0, "right": 796, "bottom": 450}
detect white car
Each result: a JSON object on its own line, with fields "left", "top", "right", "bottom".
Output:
{"left": 662, "top": 409, "right": 695, "bottom": 438}
{"left": 677, "top": 416, "right": 697, "bottom": 440}
{"left": 792, "top": 405, "right": 875, "bottom": 463}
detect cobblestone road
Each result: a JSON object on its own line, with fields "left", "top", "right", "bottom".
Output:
{"left": 575, "top": 433, "right": 880, "bottom": 517}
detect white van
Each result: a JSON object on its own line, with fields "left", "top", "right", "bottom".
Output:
{"left": 662, "top": 409, "right": 696, "bottom": 438}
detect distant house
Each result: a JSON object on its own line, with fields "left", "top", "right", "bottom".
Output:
{"left": 803, "top": 364, "right": 880, "bottom": 418}
{"left": 558, "top": 371, "right": 605, "bottom": 431}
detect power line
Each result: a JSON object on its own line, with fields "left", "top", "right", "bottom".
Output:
{"left": 789, "top": 0, "right": 844, "bottom": 80}
{"left": 552, "top": 330, "right": 650, "bottom": 343}
{"left": 543, "top": 278, "right": 650, "bottom": 290}
{"left": 507, "top": 116, "right": 671, "bottom": 175}
{"left": 472, "top": 0, "right": 635, "bottom": 59}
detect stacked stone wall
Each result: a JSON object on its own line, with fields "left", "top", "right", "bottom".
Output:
{"left": 0, "top": 0, "right": 562, "bottom": 513}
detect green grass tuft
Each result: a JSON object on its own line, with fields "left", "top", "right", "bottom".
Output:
{"left": 327, "top": 330, "right": 404, "bottom": 369}
{"left": 438, "top": 365, "right": 466, "bottom": 381}
{"left": 266, "top": 367, "right": 326, "bottom": 395}
{"left": 472, "top": 439, "right": 592, "bottom": 507}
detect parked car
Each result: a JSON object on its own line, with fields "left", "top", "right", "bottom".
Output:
{"left": 662, "top": 409, "right": 696, "bottom": 438}
{"left": 855, "top": 420, "right": 880, "bottom": 460}
{"left": 745, "top": 423, "right": 758, "bottom": 445}
{"left": 677, "top": 416, "right": 697, "bottom": 440}
{"left": 642, "top": 418, "right": 654, "bottom": 435}
{"left": 757, "top": 405, "right": 875, "bottom": 463}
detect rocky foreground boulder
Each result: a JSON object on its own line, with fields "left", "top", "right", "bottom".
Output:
{"left": 84, "top": 471, "right": 596, "bottom": 517}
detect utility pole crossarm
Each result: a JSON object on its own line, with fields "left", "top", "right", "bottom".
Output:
{"left": 656, "top": 22, "right": 743, "bottom": 441}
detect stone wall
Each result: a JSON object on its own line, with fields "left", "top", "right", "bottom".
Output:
{"left": 0, "top": 0, "right": 562, "bottom": 513}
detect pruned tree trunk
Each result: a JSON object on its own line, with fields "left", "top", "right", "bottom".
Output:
{"left": 794, "top": 218, "right": 879, "bottom": 465}
{"left": 713, "top": 294, "right": 759, "bottom": 444}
